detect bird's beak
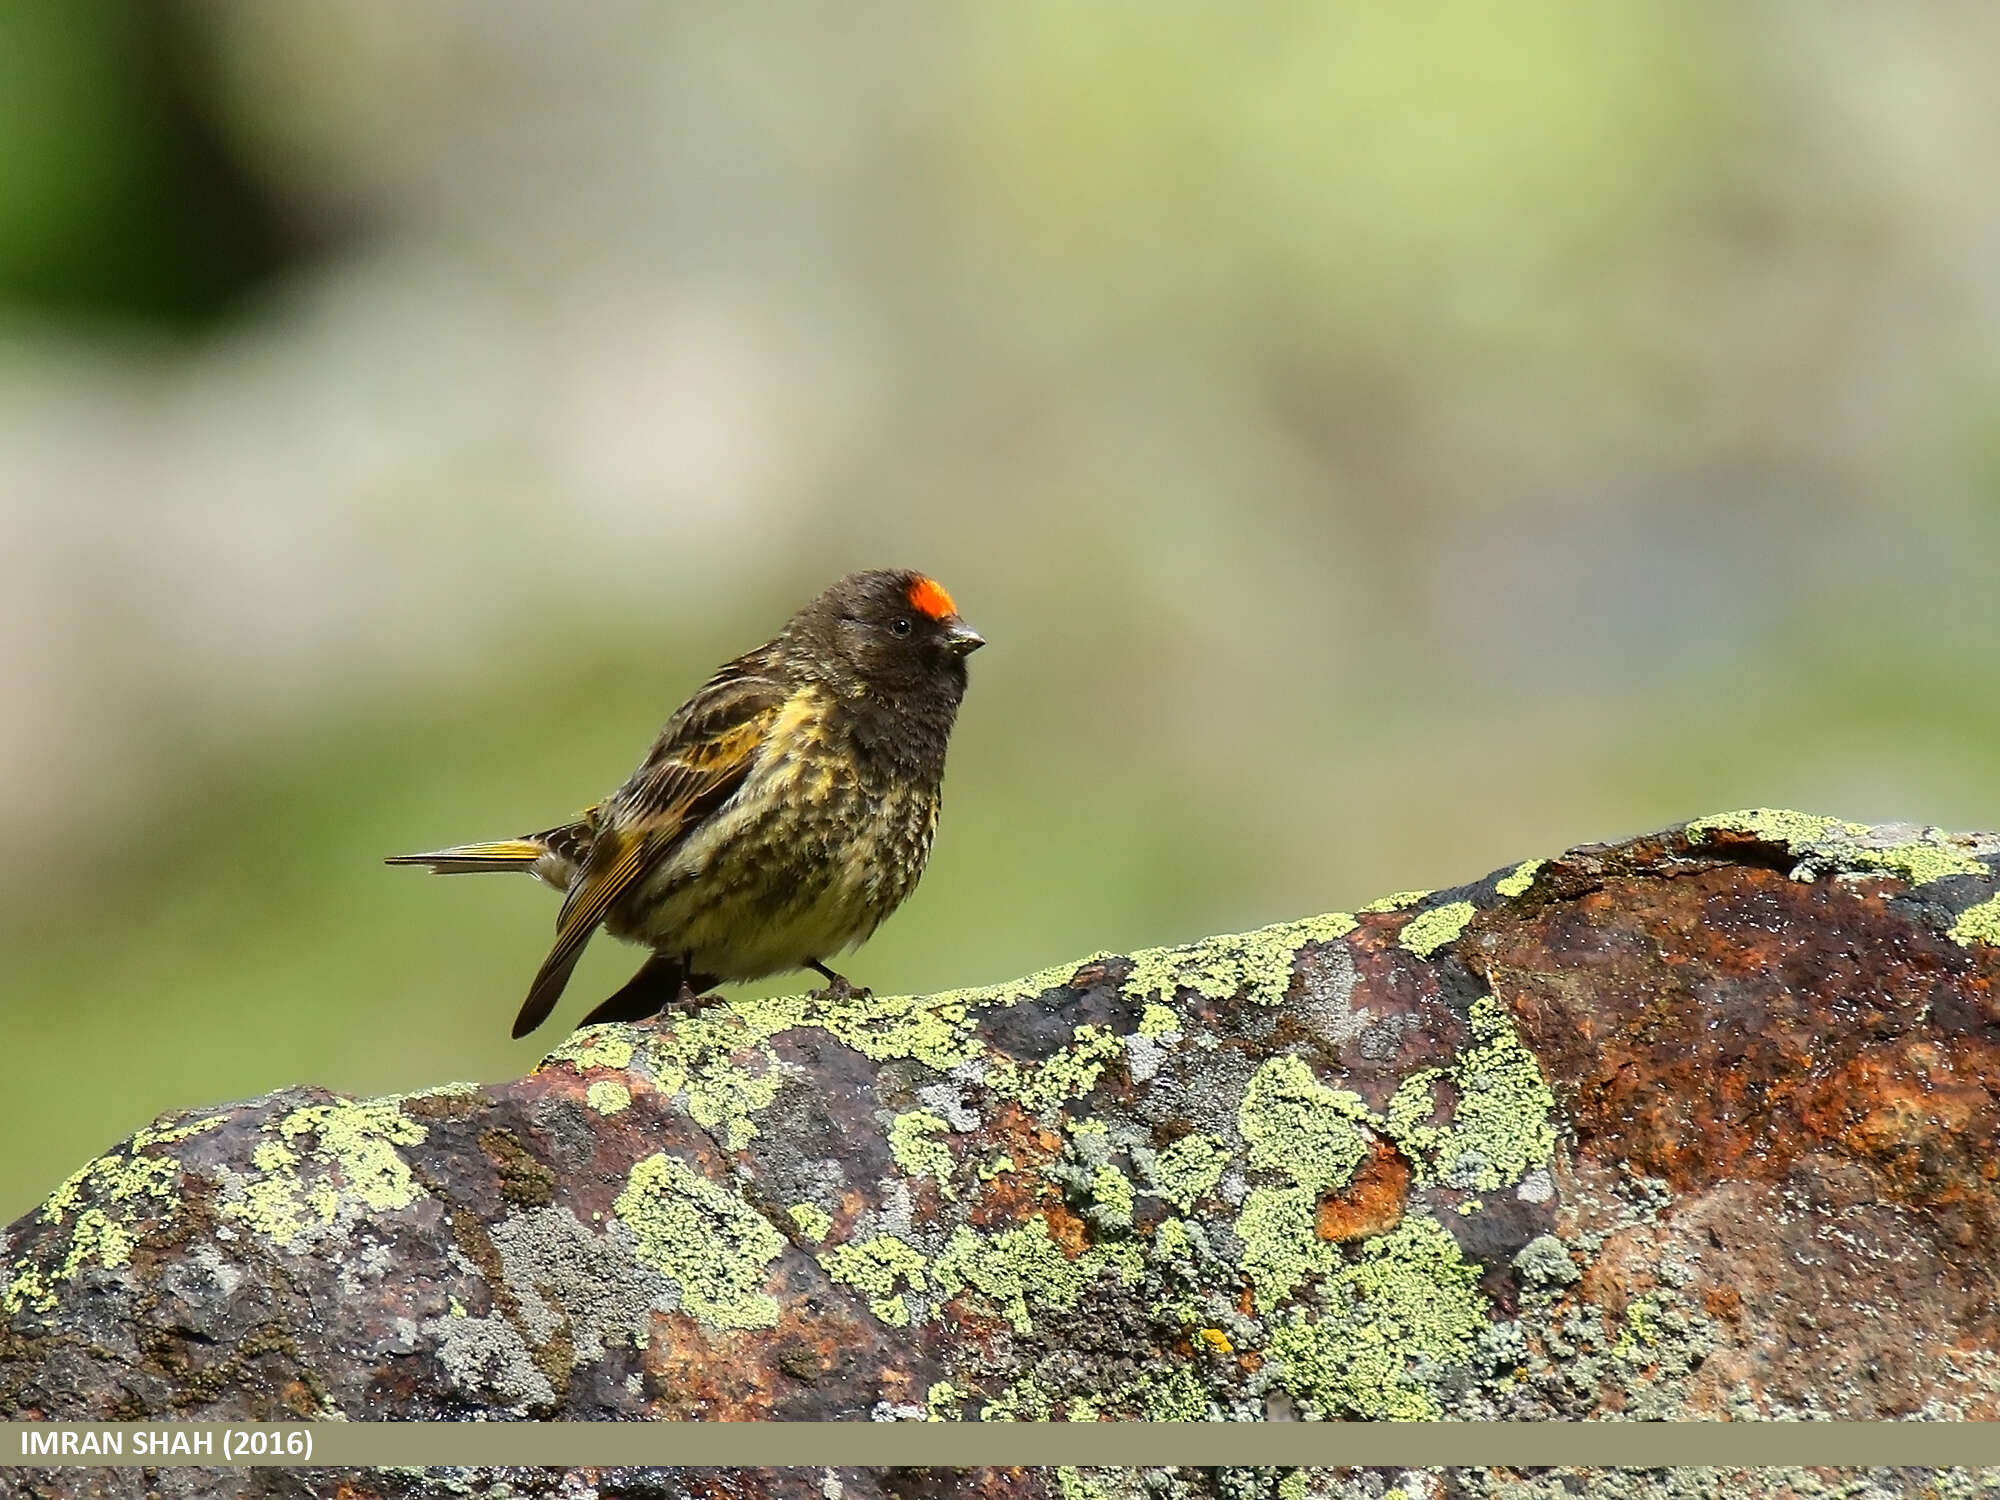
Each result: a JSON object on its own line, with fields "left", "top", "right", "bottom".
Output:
{"left": 943, "top": 618, "right": 985, "bottom": 656}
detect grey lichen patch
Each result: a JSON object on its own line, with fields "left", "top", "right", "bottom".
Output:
{"left": 1513, "top": 1234, "right": 1580, "bottom": 1288}
{"left": 611, "top": 1152, "right": 785, "bottom": 1331}
{"left": 428, "top": 1310, "right": 557, "bottom": 1413}
{"left": 1385, "top": 997, "right": 1557, "bottom": 1191}
{"left": 1239, "top": 1055, "right": 1372, "bottom": 1191}
{"left": 887, "top": 1109, "right": 958, "bottom": 1199}
{"left": 489, "top": 1205, "right": 675, "bottom": 1365}
{"left": 219, "top": 1098, "right": 428, "bottom": 1249}
{"left": 1399, "top": 901, "right": 1477, "bottom": 960}
{"left": 1260, "top": 1215, "right": 1490, "bottom": 1419}
{"left": 1686, "top": 808, "right": 1993, "bottom": 886}
{"left": 1123, "top": 914, "right": 1359, "bottom": 1009}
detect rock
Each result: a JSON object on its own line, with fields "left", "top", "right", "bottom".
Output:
{"left": 8, "top": 810, "right": 2000, "bottom": 1498}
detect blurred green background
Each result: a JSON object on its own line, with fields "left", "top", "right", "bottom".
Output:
{"left": 6, "top": 2, "right": 2000, "bottom": 1223}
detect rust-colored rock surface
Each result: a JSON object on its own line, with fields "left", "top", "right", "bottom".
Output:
{"left": 9, "top": 810, "right": 2000, "bottom": 1500}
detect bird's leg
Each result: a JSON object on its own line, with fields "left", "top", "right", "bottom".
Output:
{"left": 805, "top": 958, "right": 870, "bottom": 1002}
{"left": 677, "top": 960, "right": 726, "bottom": 1012}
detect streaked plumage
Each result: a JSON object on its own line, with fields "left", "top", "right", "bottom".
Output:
{"left": 388, "top": 570, "right": 983, "bottom": 1039}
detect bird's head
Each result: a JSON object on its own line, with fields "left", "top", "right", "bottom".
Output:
{"left": 794, "top": 569, "right": 984, "bottom": 702}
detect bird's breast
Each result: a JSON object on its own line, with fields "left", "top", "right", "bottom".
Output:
{"left": 608, "top": 709, "right": 942, "bottom": 979}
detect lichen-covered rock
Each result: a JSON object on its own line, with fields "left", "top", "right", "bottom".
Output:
{"left": 8, "top": 811, "right": 2000, "bottom": 1477}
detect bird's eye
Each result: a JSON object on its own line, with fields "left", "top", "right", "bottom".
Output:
{"left": 890, "top": 617, "right": 913, "bottom": 638}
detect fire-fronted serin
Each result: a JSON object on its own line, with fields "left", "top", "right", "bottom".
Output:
{"left": 389, "top": 570, "right": 983, "bottom": 1038}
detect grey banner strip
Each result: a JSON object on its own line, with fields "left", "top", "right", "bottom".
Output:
{"left": 5, "top": 1422, "right": 2000, "bottom": 1469}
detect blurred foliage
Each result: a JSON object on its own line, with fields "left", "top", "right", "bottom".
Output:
{"left": 4, "top": 2, "right": 2000, "bottom": 1221}
{"left": 0, "top": 1, "right": 307, "bottom": 327}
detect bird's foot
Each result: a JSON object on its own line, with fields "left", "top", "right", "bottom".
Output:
{"left": 805, "top": 961, "right": 870, "bottom": 1004}
{"left": 675, "top": 979, "right": 727, "bottom": 1012}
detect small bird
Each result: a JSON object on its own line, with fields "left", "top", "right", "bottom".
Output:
{"left": 388, "top": 570, "right": 984, "bottom": 1039}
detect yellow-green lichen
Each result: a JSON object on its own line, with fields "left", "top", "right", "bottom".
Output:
{"left": 1398, "top": 900, "right": 1476, "bottom": 959}
{"left": 7, "top": 1118, "right": 222, "bottom": 1311}
{"left": 613, "top": 1152, "right": 785, "bottom": 1330}
{"left": 1686, "top": 808, "right": 1989, "bottom": 885}
{"left": 643, "top": 1013, "right": 784, "bottom": 1151}
{"left": 282, "top": 1101, "right": 425, "bottom": 1211}
{"left": 585, "top": 1080, "right": 631, "bottom": 1116}
{"left": 738, "top": 954, "right": 1115, "bottom": 1075}
{"left": 1235, "top": 1185, "right": 1337, "bottom": 1311}
{"left": 1385, "top": 996, "right": 1556, "bottom": 1191}
{"left": 1494, "top": 860, "right": 1543, "bottom": 899}
{"left": 1143, "top": 1134, "right": 1231, "bottom": 1212}
{"left": 979, "top": 1154, "right": 1017, "bottom": 1181}
{"left": 1122, "top": 913, "right": 1358, "bottom": 1009}
{"left": 1000, "top": 1024, "right": 1126, "bottom": 1113}
{"left": 818, "top": 1234, "right": 928, "bottom": 1326}
{"left": 58, "top": 1210, "right": 136, "bottom": 1282}
{"left": 1239, "top": 1054, "right": 1372, "bottom": 1191}
{"left": 1613, "top": 1292, "right": 1663, "bottom": 1363}
{"left": 1854, "top": 840, "right": 1991, "bottom": 886}
{"left": 3, "top": 1264, "right": 50, "bottom": 1316}
{"left": 228, "top": 1173, "right": 320, "bottom": 1248}
{"left": 1154, "top": 1217, "right": 1194, "bottom": 1259}
{"left": 925, "top": 1380, "right": 967, "bottom": 1420}
{"left": 1263, "top": 1215, "right": 1489, "bottom": 1420}
{"left": 1686, "top": 808, "right": 1865, "bottom": 847}
{"left": 1138, "top": 1002, "right": 1182, "bottom": 1038}
{"left": 931, "top": 1215, "right": 1136, "bottom": 1334}
{"left": 788, "top": 1203, "right": 832, "bottom": 1242}
{"left": 221, "top": 1098, "right": 427, "bottom": 1248}
{"left": 889, "top": 1109, "right": 958, "bottom": 1198}
{"left": 544, "top": 1026, "right": 636, "bottom": 1073}
{"left": 1122, "top": 1359, "right": 1211, "bottom": 1421}
{"left": 129, "top": 1114, "right": 227, "bottom": 1152}
{"left": 250, "top": 1139, "right": 299, "bottom": 1174}
{"left": 1951, "top": 894, "right": 2000, "bottom": 948}
{"left": 1359, "top": 890, "right": 1432, "bottom": 914}
{"left": 1091, "top": 1163, "right": 1135, "bottom": 1226}
{"left": 984, "top": 1373, "right": 1059, "bottom": 1422}
{"left": 40, "top": 1151, "right": 178, "bottom": 1226}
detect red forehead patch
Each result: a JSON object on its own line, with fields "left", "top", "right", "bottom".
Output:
{"left": 907, "top": 576, "right": 957, "bottom": 620}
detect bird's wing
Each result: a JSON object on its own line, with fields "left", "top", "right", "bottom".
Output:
{"left": 510, "top": 655, "right": 791, "bottom": 1038}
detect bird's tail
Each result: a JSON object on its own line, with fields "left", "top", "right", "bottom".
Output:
{"left": 385, "top": 838, "right": 551, "bottom": 875}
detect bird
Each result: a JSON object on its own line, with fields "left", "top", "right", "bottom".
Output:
{"left": 387, "top": 569, "right": 984, "bottom": 1039}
